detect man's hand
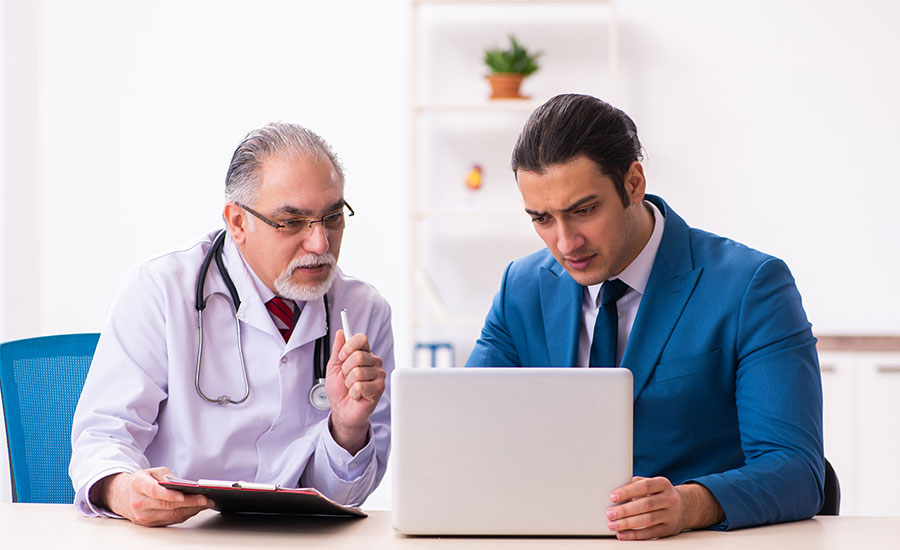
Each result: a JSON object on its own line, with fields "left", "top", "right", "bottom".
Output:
{"left": 606, "top": 476, "right": 725, "bottom": 540}
{"left": 90, "top": 467, "right": 213, "bottom": 527}
{"left": 325, "top": 329, "right": 386, "bottom": 455}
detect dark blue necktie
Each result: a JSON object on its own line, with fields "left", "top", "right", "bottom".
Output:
{"left": 589, "top": 279, "right": 630, "bottom": 367}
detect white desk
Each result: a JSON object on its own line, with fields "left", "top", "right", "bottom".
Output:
{"left": 1, "top": 504, "right": 898, "bottom": 549}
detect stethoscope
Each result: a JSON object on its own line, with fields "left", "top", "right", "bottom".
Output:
{"left": 194, "top": 229, "right": 331, "bottom": 410}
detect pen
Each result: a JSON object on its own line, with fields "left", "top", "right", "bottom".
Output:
{"left": 341, "top": 308, "right": 353, "bottom": 338}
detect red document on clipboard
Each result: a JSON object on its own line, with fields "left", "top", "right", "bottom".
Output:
{"left": 159, "top": 476, "right": 367, "bottom": 518}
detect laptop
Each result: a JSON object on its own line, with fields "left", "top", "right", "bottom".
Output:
{"left": 391, "top": 367, "right": 632, "bottom": 536}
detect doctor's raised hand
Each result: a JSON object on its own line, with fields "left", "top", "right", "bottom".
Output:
{"left": 325, "top": 328, "right": 386, "bottom": 455}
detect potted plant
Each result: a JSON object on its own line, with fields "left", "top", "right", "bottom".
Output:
{"left": 483, "top": 35, "right": 541, "bottom": 99}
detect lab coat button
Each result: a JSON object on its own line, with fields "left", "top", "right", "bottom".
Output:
{"left": 280, "top": 356, "right": 288, "bottom": 364}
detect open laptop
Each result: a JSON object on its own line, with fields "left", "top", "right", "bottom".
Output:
{"left": 391, "top": 367, "right": 632, "bottom": 536}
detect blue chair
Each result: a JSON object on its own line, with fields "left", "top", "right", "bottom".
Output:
{"left": 0, "top": 333, "right": 99, "bottom": 503}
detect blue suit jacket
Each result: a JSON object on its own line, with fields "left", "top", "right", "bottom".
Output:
{"left": 466, "top": 195, "right": 824, "bottom": 530}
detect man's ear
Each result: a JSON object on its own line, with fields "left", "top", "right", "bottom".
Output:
{"left": 623, "top": 161, "right": 646, "bottom": 205}
{"left": 224, "top": 202, "right": 248, "bottom": 245}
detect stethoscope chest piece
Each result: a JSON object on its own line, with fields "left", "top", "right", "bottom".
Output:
{"left": 309, "top": 379, "right": 330, "bottom": 410}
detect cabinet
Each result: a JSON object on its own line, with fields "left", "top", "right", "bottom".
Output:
{"left": 818, "top": 336, "right": 900, "bottom": 516}
{"left": 409, "top": 0, "right": 619, "bottom": 366}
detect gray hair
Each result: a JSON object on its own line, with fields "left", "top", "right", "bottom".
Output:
{"left": 224, "top": 122, "right": 345, "bottom": 205}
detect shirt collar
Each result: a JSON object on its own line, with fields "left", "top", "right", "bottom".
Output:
{"left": 586, "top": 200, "right": 666, "bottom": 307}
{"left": 228, "top": 235, "right": 305, "bottom": 312}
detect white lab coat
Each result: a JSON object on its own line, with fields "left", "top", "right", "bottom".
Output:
{"left": 69, "top": 230, "right": 393, "bottom": 517}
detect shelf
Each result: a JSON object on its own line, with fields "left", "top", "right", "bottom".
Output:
{"left": 415, "top": 99, "right": 542, "bottom": 113}
{"left": 409, "top": 0, "right": 618, "bottom": 365}
{"left": 413, "top": 315, "right": 486, "bottom": 327}
{"left": 414, "top": 208, "right": 527, "bottom": 220}
{"left": 414, "top": 0, "right": 611, "bottom": 5}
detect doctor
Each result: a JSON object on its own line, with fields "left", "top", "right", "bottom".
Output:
{"left": 467, "top": 95, "right": 823, "bottom": 539}
{"left": 70, "top": 122, "right": 393, "bottom": 527}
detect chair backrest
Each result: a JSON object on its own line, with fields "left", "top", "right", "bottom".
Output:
{"left": 819, "top": 457, "right": 841, "bottom": 516}
{"left": 0, "top": 333, "right": 100, "bottom": 503}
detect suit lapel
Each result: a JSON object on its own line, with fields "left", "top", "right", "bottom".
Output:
{"left": 621, "top": 196, "right": 701, "bottom": 400}
{"left": 539, "top": 261, "right": 582, "bottom": 366}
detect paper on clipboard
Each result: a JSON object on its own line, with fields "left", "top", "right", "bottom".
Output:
{"left": 159, "top": 476, "right": 367, "bottom": 518}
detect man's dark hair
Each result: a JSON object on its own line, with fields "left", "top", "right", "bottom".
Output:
{"left": 511, "top": 94, "right": 643, "bottom": 207}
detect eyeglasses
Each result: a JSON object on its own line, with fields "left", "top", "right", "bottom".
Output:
{"left": 237, "top": 201, "right": 355, "bottom": 237}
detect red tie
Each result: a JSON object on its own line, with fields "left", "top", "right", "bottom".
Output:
{"left": 266, "top": 297, "right": 297, "bottom": 342}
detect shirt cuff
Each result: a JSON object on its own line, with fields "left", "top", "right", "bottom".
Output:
{"left": 683, "top": 477, "right": 730, "bottom": 531}
{"left": 322, "top": 415, "right": 376, "bottom": 482}
{"left": 74, "top": 467, "right": 137, "bottom": 519}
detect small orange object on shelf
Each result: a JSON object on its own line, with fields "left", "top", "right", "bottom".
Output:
{"left": 465, "top": 164, "right": 483, "bottom": 190}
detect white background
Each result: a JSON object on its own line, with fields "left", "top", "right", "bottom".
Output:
{"left": 2, "top": 0, "right": 899, "bottom": 509}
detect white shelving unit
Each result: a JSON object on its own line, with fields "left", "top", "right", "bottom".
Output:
{"left": 409, "top": 0, "right": 618, "bottom": 367}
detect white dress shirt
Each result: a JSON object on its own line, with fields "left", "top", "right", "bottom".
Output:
{"left": 577, "top": 201, "right": 665, "bottom": 367}
{"left": 69, "top": 230, "right": 394, "bottom": 516}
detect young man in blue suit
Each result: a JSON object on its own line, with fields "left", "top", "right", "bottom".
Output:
{"left": 466, "top": 94, "right": 824, "bottom": 539}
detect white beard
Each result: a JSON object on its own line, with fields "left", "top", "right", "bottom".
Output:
{"left": 273, "top": 253, "right": 337, "bottom": 301}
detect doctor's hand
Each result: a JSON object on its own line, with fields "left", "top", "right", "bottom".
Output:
{"left": 91, "top": 467, "right": 214, "bottom": 527}
{"left": 325, "top": 329, "right": 386, "bottom": 455}
{"left": 605, "top": 476, "right": 725, "bottom": 540}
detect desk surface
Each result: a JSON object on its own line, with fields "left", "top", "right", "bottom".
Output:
{"left": 2, "top": 504, "right": 898, "bottom": 549}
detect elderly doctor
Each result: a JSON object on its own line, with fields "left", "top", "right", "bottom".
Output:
{"left": 69, "top": 122, "right": 393, "bottom": 527}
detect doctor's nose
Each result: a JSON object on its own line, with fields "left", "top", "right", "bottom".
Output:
{"left": 302, "top": 222, "right": 330, "bottom": 254}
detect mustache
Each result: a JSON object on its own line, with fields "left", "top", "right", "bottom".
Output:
{"left": 289, "top": 253, "right": 336, "bottom": 270}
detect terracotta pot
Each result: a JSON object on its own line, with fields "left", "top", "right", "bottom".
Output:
{"left": 486, "top": 73, "right": 528, "bottom": 99}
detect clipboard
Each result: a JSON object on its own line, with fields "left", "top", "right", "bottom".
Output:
{"left": 159, "top": 476, "right": 367, "bottom": 518}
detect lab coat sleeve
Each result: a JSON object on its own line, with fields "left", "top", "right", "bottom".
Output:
{"left": 299, "top": 297, "right": 393, "bottom": 506}
{"left": 687, "top": 258, "right": 824, "bottom": 530}
{"left": 69, "top": 264, "right": 171, "bottom": 517}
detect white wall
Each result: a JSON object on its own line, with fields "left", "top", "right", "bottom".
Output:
{"left": 0, "top": 0, "right": 5, "bottom": 507}
{"left": 2, "top": 0, "right": 898, "bottom": 507}
{"left": 1, "top": 0, "right": 42, "bottom": 507}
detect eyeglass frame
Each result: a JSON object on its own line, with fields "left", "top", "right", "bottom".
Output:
{"left": 236, "top": 200, "right": 355, "bottom": 236}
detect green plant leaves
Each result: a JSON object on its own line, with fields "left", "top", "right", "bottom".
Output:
{"left": 483, "top": 35, "right": 541, "bottom": 76}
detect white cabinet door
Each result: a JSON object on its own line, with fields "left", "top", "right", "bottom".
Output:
{"left": 855, "top": 353, "right": 900, "bottom": 516}
{"left": 819, "top": 352, "right": 859, "bottom": 514}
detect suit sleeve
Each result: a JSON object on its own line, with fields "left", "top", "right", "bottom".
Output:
{"left": 466, "top": 262, "right": 521, "bottom": 367}
{"left": 690, "top": 258, "right": 824, "bottom": 530}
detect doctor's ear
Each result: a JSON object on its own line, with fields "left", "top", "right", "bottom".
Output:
{"left": 224, "top": 202, "right": 249, "bottom": 245}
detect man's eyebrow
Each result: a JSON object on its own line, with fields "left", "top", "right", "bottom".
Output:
{"left": 272, "top": 200, "right": 345, "bottom": 217}
{"left": 524, "top": 195, "right": 600, "bottom": 217}
{"left": 561, "top": 195, "right": 599, "bottom": 212}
